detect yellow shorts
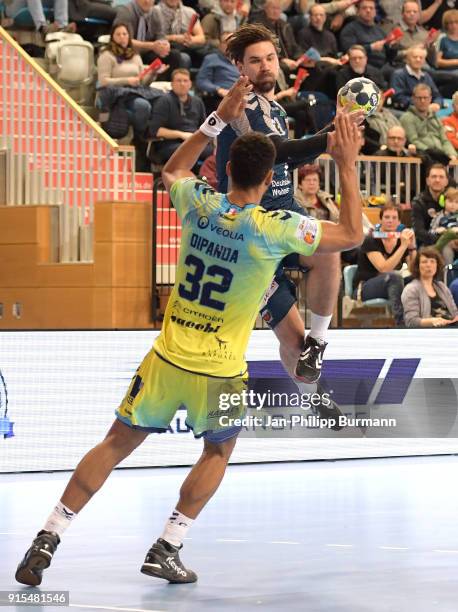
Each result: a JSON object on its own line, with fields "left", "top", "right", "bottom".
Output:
{"left": 116, "top": 349, "right": 247, "bottom": 442}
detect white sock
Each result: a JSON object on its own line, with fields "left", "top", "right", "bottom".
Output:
{"left": 43, "top": 501, "right": 77, "bottom": 536}
{"left": 309, "top": 313, "right": 332, "bottom": 343}
{"left": 295, "top": 380, "right": 317, "bottom": 395}
{"left": 161, "top": 509, "right": 194, "bottom": 547}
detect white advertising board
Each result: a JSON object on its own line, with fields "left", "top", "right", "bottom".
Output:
{"left": 0, "top": 329, "right": 457, "bottom": 473}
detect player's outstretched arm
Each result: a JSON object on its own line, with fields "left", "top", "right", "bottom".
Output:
{"left": 270, "top": 108, "right": 365, "bottom": 169}
{"left": 162, "top": 77, "right": 252, "bottom": 192}
{"left": 316, "top": 114, "right": 364, "bottom": 253}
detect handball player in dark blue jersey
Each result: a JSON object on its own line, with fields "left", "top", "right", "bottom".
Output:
{"left": 217, "top": 24, "right": 363, "bottom": 390}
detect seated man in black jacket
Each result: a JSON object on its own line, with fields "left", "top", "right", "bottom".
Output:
{"left": 335, "top": 44, "right": 387, "bottom": 96}
{"left": 412, "top": 163, "right": 450, "bottom": 247}
{"left": 149, "top": 69, "right": 212, "bottom": 164}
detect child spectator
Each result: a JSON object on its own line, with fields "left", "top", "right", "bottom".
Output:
{"left": 430, "top": 186, "right": 458, "bottom": 264}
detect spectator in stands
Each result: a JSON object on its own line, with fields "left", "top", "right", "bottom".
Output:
{"left": 68, "top": 0, "right": 116, "bottom": 36}
{"left": 296, "top": 4, "right": 340, "bottom": 64}
{"left": 364, "top": 97, "right": 402, "bottom": 151}
{"left": 391, "top": 46, "right": 442, "bottom": 110}
{"left": 412, "top": 163, "right": 450, "bottom": 246}
{"left": 394, "top": 1, "right": 436, "bottom": 65}
{"left": 253, "top": 0, "right": 303, "bottom": 73}
{"left": 450, "top": 278, "right": 458, "bottom": 307}
{"left": 352, "top": 204, "right": 416, "bottom": 326}
{"left": 374, "top": 125, "right": 416, "bottom": 200}
{"left": 97, "top": 23, "right": 159, "bottom": 139}
{"left": 149, "top": 68, "right": 211, "bottom": 165}
{"left": 380, "top": 0, "right": 449, "bottom": 31}
{"left": 5, "top": 0, "right": 75, "bottom": 36}
{"left": 442, "top": 90, "right": 458, "bottom": 150}
{"left": 421, "top": 0, "right": 453, "bottom": 31}
{"left": 273, "top": 67, "right": 322, "bottom": 137}
{"left": 400, "top": 83, "right": 456, "bottom": 166}
{"left": 309, "top": 0, "right": 360, "bottom": 35}
{"left": 376, "top": 125, "right": 415, "bottom": 156}
{"left": 429, "top": 186, "right": 458, "bottom": 264}
{"left": 335, "top": 44, "right": 387, "bottom": 93}
{"left": 401, "top": 247, "right": 458, "bottom": 326}
{"left": 153, "top": 0, "right": 208, "bottom": 67}
{"left": 339, "top": 0, "right": 395, "bottom": 78}
{"left": 195, "top": 31, "right": 239, "bottom": 113}
{"left": 199, "top": 0, "right": 250, "bottom": 20}
{"left": 114, "top": 0, "right": 182, "bottom": 78}
{"left": 202, "top": 0, "right": 242, "bottom": 49}
{"left": 436, "top": 9, "right": 458, "bottom": 74}
{"left": 294, "top": 164, "right": 340, "bottom": 221}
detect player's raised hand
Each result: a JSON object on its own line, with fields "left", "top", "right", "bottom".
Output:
{"left": 336, "top": 102, "right": 366, "bottom": 127}
{"left": 215, "top": 76, "right": 253, "bottom": 123}
{"left": 327, "top": 113, "right": 360, "bottom": 168}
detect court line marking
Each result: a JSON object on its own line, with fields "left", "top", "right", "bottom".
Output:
{"left": 216, "top": 538, "right": 248, "bottom": 542}
{"left": 434, "top": 549, "right": 458, "bottom": 554}
{"left": 379, "top": 546, "right": 409, "bottom": 551}
{"left": 70, "top": 605, "right": 165, "bottom": 612}
{"left": 326, "top": 544, "right": 353, "bottom": 548}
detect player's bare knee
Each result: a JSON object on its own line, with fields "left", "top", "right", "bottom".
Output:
{"left": 301, "top": 251, "right": 340, "bottom": 275}
{"left": 203, "top": 438, "right": 236, "bottom": 462}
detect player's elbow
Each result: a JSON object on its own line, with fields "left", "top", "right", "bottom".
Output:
{"left": 343, "top": 227, "right": 364, "bottom": 250}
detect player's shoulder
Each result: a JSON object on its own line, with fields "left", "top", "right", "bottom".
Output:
{"left": 170, "top": 177, "right": 223, "bottom": 206}
{"left": 251, "top": 205, "right": 304, "bottom": 227}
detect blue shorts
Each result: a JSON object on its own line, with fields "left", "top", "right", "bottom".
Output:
{"left": 260, "top": 199, "right": 310, "bottom": 329}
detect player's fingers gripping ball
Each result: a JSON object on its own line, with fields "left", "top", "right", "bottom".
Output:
{"left": 337, "top": 77, "right": 380, "bottom": 117}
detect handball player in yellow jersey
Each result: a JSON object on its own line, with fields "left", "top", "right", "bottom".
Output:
{"left": 16, "top": 78, "right": 363, "bottom": 586}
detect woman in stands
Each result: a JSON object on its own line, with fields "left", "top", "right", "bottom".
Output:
{"left": 97, "top": 23, "right": 159, "bottom": 140}
{"left": 436, "top": 9, "right": 458, "bottom": 74}
{"left": 294, "top": 164, "right": 339, "bottom": 222}
{"left": 401, "top": 247, "right": 458, "bottom": 327}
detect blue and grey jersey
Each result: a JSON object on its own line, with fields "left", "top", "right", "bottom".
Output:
{"left": 216, "top": 92, "right": 294, "bottom": 210}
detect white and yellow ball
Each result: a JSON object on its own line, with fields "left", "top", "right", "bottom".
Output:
{"left": 337, "top": 77, "right": 381, "bottom": 117}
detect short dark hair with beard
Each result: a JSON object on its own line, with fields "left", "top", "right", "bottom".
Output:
{"left": 229, "top": 133, "right": 275, "bottom": 189}
{"left": 226, "top": 24, "right": 280, "bottom": 64}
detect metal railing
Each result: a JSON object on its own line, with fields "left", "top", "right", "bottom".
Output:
{"left": 0, "top": 26, "right": 136, "bottom": 262}
{"left": 318, "top": 153, "right": 422, "bottom": 202}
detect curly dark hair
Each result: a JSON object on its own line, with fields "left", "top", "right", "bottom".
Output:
{"left": 229, "top": 133, "right": 275, "bottom": 189}
{"left": 411, "top": 247, "right": 444, "bottom": 281}
{"left": 226, "top": 24, "right": 280, "bottom": 64}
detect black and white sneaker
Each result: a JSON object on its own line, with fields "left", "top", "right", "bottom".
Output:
{"left": 141, "top": 538, "right": 197, "bottom": 584}
{"left": 295, "top": 335, "right": 327, "bottom": 383}
{"left": 15, "top": 530, "right": 60, "bottom": 586}
{"left": 313, "top": 385, "right": 344, "bottom": 431}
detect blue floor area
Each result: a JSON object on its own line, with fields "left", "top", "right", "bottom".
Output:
{"left": 2, "top": 456, "right": 458, "bottom": 612}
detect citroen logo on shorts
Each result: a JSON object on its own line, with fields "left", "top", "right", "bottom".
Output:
{"left": 198, "top": 216, "right": 209, "bottom": 229}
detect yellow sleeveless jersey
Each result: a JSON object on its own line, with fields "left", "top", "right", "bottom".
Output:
{"left": 153, "top": 178, "right": 322, "bottom": 377}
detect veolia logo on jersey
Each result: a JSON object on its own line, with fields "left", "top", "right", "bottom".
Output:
{"left": 198, "top": 216, "right": 209, "bottom": 229}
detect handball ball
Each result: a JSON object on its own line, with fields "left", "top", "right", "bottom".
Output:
{"left": 337, "top": 77, "right": 381, "bottom": 117}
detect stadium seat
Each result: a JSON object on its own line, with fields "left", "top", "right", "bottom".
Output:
{"left": 342, "top": 265, "right": 390, "bottom": 319}
{"left": 9, "top": 5, "right": 53, "bottom": 27}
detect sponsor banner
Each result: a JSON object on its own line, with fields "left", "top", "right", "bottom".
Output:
{"left": 0, "top": 330, "right": 457, "bottom": 472}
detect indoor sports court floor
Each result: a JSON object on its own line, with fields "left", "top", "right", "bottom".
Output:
{"left": 2, "top": 455, "right": 458, "bottom": 612}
